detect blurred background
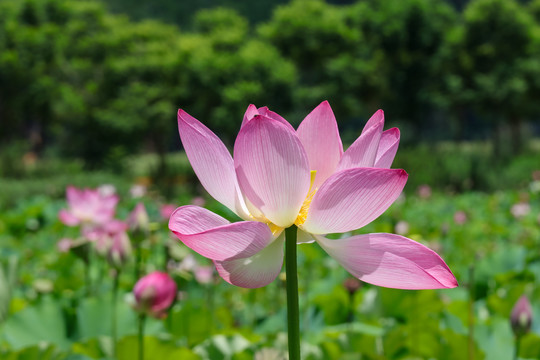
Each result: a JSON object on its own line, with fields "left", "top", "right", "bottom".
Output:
{"left": 0, "top": 0, "right": 540, "bottom": 359}
{"left": 1, "top": 0, "right": 539, "bottom": 199}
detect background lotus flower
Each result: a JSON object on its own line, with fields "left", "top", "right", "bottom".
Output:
{"left": 58, "top": 186, "right": 119, "bottom": 226}
{"left": 169, "top": 101, "right": 457, "bottom": 290}
{"left": 106, "top": 232, "right": 132, "bottom": 268}
{"left": 133, "top": 271, "right": 177, "bottom": 318}
{"left": 83, "top": 219, "right": 128, "bottom": 255}
{"left": 128, "top": 203, "right": 149, "bottom": 234}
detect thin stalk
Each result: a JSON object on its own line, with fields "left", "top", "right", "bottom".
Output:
{"left": 468, "top": 266, "right": 475, "bottom": 360}
{"left": 138, "top": 314, "right": 146, "bottom": 360}
{"left": 514, "top": 335, "right": 521, "bottom": 360}
{"left": 112, "top": 269, "right": 120, "bottom": 358}
{"left": 285, "top": 225, "right": 300, "bottom": 360}
{"left": 135, "top": 242, "right": 142, "bottom": 280}
{"left": 84, "top": 259, "right": 92, "bottom": 297}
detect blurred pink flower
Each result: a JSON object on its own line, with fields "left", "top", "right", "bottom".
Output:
{"left": 128, "top": 203, "right": 149, "bottom": 233}
{"left": 169, "top": 102, "right": 457, "bottom": 290}
{"left": 106, "top": 232, "right": 132, "bottom": 268}
{"left": 394, "top": 221, "right": 410, "bottom": 235}
{"left": 417, "top": 184, "right": 432, "bottom": 199}
{"left": 57, "top": 238, "right": 73, "bottom": 253}
{"left": 98, "top": 184, "right": 117, "bottom": 197}
{"left": 511, "top": 295, "right": 532, "bottom": 336}
{"left": 178, "top": 254, "right": 198, "bottom": 272}
{"left": 511, "top": 202, "right": 530, "bottom": 219}
{"left": 133, "top": 271, "right": 177, "bottom": 318}
{"left": 58, "top": 186, "right": 119, "bottom": 226}
{"left": 453, "top": 211, "right": 467, "bottom": 225}
{"left": 191, "top": 196, "right": 206, "bottom": 207}
{"left": 84, "top": 219, "right": 128, "bottom": 254}
{"left": 130, "top": 184, "right": 147, "bottom": 198}
{"left": 194, "top": 265, "right": 214, "bottom": 284}
{"left": 160, "top": 204, "right": 176, "bottom": 220}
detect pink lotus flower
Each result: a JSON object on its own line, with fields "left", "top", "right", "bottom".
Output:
{"left": 84, "top": 219, "right": 128, "bottom": 254}
{"left": 59, "top": 186, "right": 119, "bottom": 226}
{"left": 169, "top": 101, "right": 457, "bottom": 289}
{"left": 133, "top": 271, "right": 177, "bottom": 318}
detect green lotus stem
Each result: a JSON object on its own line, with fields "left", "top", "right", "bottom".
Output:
{"left": 285, "top": 225, "right": 300, "bottom": 360}
{"left": 514, "top": 335, "right": 521, "bottom": 360}
{"left": 468, "top": 266, "right": 475, "bottom": 360}
{"left": 138, "top": 314, "right": 146, "bottom": 360}
{"left": 112, "top": 269, "right": 120, "bottom": 358}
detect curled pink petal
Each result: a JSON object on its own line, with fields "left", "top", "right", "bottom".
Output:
{"left": 214, "top": 233, "right": 285, "bottom": 288}
{"left": 58, "top": 209, "right": 80, "bottom": 226}
{"left": 169, "top": 205, "right": 274, "bottom": 261}
{"left": 297, "top": 100, "right": 343, "bottom": 189}
{"left": 316, "top": 233, "right": 458, "bottom": 289}
{"left": 302, "top": 168, "right": 408, "bottom": 234}
{"left": 242, "top": 104, "right": 260, "bottom": 127}
{"left": 374, "top": 128, "right": 400, "bottom": 169}
{"left": 336, "top": 110, "right": 384, "bottom": 170}
{"left": 234, "top": 115, "right": 310, "bottom": 227}
{"left": 178, "top": 109, "right": 249, "bottom": 219}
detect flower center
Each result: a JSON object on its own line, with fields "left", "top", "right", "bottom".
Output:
{"left": 294, "top": 170, "right": 317, "bottom": 226}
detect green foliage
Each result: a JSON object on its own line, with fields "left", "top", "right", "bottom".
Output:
{"left": 0, "top": 176, "right": 539, "bottom": 358}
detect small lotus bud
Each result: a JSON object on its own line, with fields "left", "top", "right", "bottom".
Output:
{"left": 343, "top": 277, "right": 361, "bottom": 295}
{"left": 510, "top": 295, "right": 532, "bottom": 337}
{"left": 128, "top": 203, "right": 150, "bottom": 234}
{"left": 133, "top": 272, "right": 177, "bottom": 318}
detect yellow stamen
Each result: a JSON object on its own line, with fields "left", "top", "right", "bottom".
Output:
{"left": 267, "top": 222, "right": 282, "bottom": 236}
{"left": 295, "top": 170, "right": 317, "bottom": 226}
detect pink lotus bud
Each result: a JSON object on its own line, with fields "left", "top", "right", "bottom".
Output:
{"left": 343, "top": 277, "right": 361, "bottom": 295}
{"left": 133, "top": 271, "right": 177, "bottom": 318}
{"left": 106, "top": 232, "right": 132, "bottom": 268}
{"left": 128, "top": 203, "right": 149, "bottom": 233}
{"left": 510, "top": 295, "right": 532, "bottom": 337}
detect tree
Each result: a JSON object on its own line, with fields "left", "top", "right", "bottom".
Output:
{"left": 445, "top": 0, "right": 539, "bottom": 154}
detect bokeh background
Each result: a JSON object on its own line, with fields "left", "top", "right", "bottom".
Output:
{"left": 0, "top": 0, "right": 539, "bottom": 359}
